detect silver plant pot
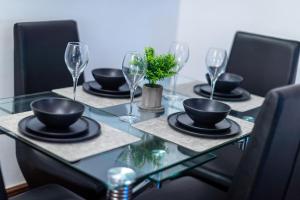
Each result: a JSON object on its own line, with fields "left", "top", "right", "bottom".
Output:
{"left": 140, "top": 84, "right": 164, "bottom": 112}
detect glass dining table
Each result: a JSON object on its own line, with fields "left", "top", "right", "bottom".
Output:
{"left": 0, "top": 75, "right": 261, "bottom": 189}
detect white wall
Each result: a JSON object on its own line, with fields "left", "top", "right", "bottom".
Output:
{"left": 177, "top": 0, "right": 300, "bottom": 82}
{"left": 0, "top": 0, "right": 180, "bottom": 187}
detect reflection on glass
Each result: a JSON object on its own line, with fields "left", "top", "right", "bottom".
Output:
{"left": 117, "top": 135, "right": 168, "bottom": 170}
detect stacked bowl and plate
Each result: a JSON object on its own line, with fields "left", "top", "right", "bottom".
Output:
{"left": 83, "top": 68, "right": 142, "bottom": 98}
{"left": 18, "top": 98, "right": 101, "bottom": 143}
{"left": 168, "top": 98, "right": 241, "bottom": 138}
{"left": 194, "top": 73, "right": 250, "bottom": 101}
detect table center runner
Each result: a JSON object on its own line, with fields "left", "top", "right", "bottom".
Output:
{"left": 53, "top": 86, "right": 140, "bottom": 108}
{"left": 176, "top": 81, "right": 264, "bottom": 112}
{"left": 133, "top": 115, "right": 254, "bottom": 153}
{"left": 0, "top": 111, "right": 140, "bottom": 162}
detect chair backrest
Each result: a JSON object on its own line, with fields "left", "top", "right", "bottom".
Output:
{"left": 229, "top": 84, "right": 300, "bottom": 200}
{"left": 226, "top": 31, "right": 300, "bottom": 96}
{"left": 0, "top": 166, "right": 7, "bottom": 200}
{"left": 14, "top": 20, "right": 84, "bottom": 96}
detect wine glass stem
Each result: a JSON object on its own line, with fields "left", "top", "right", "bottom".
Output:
{"left": 172, "top": 75, "right": 178, "bottom": 95}
{"left": 129, "top": 87, "right": 135, "bottom": 116}
{"left": 210, "top": 78, "right": 217, "bottom": 100}
{"left": 72, "top": 76, "right": 79, "bottom": 101}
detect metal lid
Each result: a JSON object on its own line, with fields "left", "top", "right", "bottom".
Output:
{"left": 107, "top": 167, "right": 136, "bottom": 189}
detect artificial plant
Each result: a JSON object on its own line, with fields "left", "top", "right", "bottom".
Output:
{"left": 144, "top": 47, "right": 177, "bottom": 86}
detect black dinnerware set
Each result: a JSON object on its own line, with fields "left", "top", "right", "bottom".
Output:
{"left": 194, "top": 72, "right": 251, "bottom": 101}
{"left": 17, "top": 69, "right": 248, "bottom": 142}
{"left": 167, "top": 72, "right": 248, "bottom": 138}
{"left": 17, "top": 67, "right": 145, "bottom": 143}
{"left": 168, "top": 98, "right": 241, "bottom": 138}
{"left": 18, "top": 98, "right": 101, "bottom": 143}
{"left": 83, "top": 68, "right": 142, "bottom": 98}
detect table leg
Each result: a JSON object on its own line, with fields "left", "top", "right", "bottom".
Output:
{"left": 237, "top": 136, "right": 250, "bottom": 151}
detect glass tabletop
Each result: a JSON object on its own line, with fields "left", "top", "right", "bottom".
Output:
{"left": 0, "top": 76, "right": 260, "bottom": 187}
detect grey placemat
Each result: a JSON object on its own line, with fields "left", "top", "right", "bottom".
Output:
{"left": 176, "top": 81, "right": 264, "bottom": 112}
{"left": 53, "top": 86, "right": 140, "bottom": 108}
{"left": 133, "top": 115, "right": 253, "bottom": 152}
{"left": 0, "top": 111, "right": 140, "bottom": 162}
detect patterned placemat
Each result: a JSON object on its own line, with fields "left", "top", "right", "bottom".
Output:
{"left": 176, "top": 81, "right": 264, "bottom": 112}
{"left": 53, "top": 86, "right": 140, "bottom": 108}
{"left": 133, "top": 115, "right": 253, "bottom": 153}
{"left": 0, "top": 111, "right": 140, "bottom": 162}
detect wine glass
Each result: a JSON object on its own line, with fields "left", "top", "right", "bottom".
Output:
{"left": 165, "top": 42, "right": 189, "bottom": 100}
{"left": 65, "top": 42, "right": 89, "bottom": 100}
{"left": 119, "top": 52, "right": 147, "bottom": 123}
{"left": 206, "top": 48, "right": 227, "bottom": 100}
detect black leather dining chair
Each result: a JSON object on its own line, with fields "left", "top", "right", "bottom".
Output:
{"left": 135, "top": 84, "right": 300, "bottom": 200}
{"left": 0, "top": 166, "right": 7, "bottom": 200}
{"left": 14, "top": 20, "right": 84, "bottom": 96}
{"left": 0, "top": 165, "right": 84, "bottom": 200}
{"left": 186, "top": 31, "right": 300, "bottom": 189}
{"left": 227, "top": 31, "right": 300, "bottom": 97}
{"left": 13, "top": 20, "right": 105, "bottom": 200}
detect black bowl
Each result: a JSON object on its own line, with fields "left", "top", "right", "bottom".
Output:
{"left": 31, "top": 98, "right": 85, "bottom": 128}
{"left": 183, "top": 98, "right": 231, "bottom": 126}
{"left": 206, "top": 73, "right": 243, "bottom": 93}
{"left": 92, "top": 68, "right": 126, "bottom": 90}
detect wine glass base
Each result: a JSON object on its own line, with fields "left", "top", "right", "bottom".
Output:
{"left": 119, "top": 115, "right": 139, "bottom": 124}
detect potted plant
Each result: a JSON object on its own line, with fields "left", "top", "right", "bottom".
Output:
{"left": 139, "top": 47, "right": 177, "bottom": 112}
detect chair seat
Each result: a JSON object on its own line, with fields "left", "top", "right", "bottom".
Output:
{"left": 10, "top": 184, "right": 84, "bottom": 200}
{"left": 16, "top": 142, "right": 105, "bottom": 199}
{"left": 186, "top": 143, "right": 243, "bottom": 189}
{"left": 135, "top": 176, "right": 226, "bottom": 200}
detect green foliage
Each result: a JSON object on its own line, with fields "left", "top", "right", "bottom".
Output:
{"left": 144, "top": 47, "right": 177, "bottom": 86}
{"left": 118, "top": 135, "right": 168, "bottom": 168}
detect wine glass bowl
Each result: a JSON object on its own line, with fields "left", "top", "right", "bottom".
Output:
{"left": 65, "top": 42, "right": 89, "bottom": 100}
{"left": 206, "top": 73, "right": 243, "bottom": 93}
{"left": 165, "top": 42, "right": 189, "bottom": 99}
{"left": 122, "top": 55, "right": 146, "bottom": 88}
{"left": 119, "top": 52, "right": 147, "bottom": 123}
{"left": 92, "top": 68, "right": 126, "bottom": 90}
{"left": 169, "top": 42, "right": 190, "bottom": 72}
{"left": 183, "top": 98, "right": 231, "bottom": 126}
{"left": 205, "top": 48, "right": 227, "bottom": 99}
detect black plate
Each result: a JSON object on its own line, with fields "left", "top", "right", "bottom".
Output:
{"left": 88, "top": 81, "right": 130, "bottom": 94}
{"left": 176, "top": 112, "right": 231, "bottom": 133}
{"left": 168, "top": 112, "right": 241, "bottom": 138}
{"left": 26, "top": 116, "right": 88, "bottom": 138}
{"left": 200, "top": 84, "right": 243, "bottom": 98}
{"left": 194, "top": 84, "right": 250, "bottom": 102}
{"left": 19, "top": 116, "right": 101, "bottom": 143}
{"left": 83, "top": 82, "right": 142, "bottom": 98}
